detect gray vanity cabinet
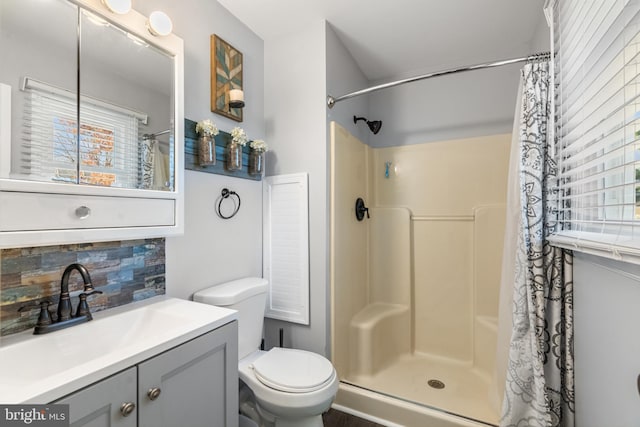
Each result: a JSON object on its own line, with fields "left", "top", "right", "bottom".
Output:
{"left": 54, "top": 321, "right": 238, "bottom": 427}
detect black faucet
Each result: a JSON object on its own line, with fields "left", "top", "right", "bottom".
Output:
{"left": 18, "top": 263, "right": 103, "bottom": 334}
{"left": 58, "top": 263, "right": 95, "bottom": 322}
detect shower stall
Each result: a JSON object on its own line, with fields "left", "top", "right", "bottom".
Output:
{"left": 330, "top": 121, "right": 510, "bottom": 426}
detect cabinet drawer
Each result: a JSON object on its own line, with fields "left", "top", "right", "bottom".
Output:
{"left": 0, "top": 192, "right": 175, "bottom": 231}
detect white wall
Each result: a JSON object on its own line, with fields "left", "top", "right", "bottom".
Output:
{"left": 133, "top": 0, "right": 266, "bottom": 300}
{"left": 263, "top": 20, "right": 329, "bottom": 355}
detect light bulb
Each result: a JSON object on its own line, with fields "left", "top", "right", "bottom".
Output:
{"left": 147, "top": 11, "right": 173, "bottom": 37}
{"left": 101, "top": 0, "right": 131, "bottom": 15}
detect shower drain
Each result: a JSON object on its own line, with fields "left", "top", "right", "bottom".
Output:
{"left": 427, "top": 379, "right": 445, "bottom": 389}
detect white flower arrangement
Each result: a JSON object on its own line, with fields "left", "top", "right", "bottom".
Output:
{"left": 195, "top": 119, "right": 219, "bottom": 137}
{"left": 230, "top": 127, "right": 248, "bottom": 146}
{"left": 250, "top": 139, "right": 268, "bottom": 153}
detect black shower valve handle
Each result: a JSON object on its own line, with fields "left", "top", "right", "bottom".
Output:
{"left": 355, "top": 197, "right": 370, "bottom": 221}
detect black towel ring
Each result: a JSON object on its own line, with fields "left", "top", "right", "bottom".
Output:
{"left": 217, "top": 188, "right": 241, "bottom": 219}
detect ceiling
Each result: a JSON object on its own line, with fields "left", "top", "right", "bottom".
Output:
{"left": 217, "top": 0, "right": 547, "bottom": 82}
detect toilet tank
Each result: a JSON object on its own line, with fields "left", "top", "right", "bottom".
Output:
{"left": 193, "top": 277, "right": 268, "bottom": 360}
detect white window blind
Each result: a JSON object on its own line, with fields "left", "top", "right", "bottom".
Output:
{"left": 20, "top": 77, "right": 146, "bottom": 188}
{"left": 551, "top": 0, "right": 640, "bottom": 260}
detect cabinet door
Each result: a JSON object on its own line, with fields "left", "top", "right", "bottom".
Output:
{"left": 54, "top": 367, "right": 137, "bottom": 427}
{"left": 138, "top": 321, "right": 239, "bottom": 427}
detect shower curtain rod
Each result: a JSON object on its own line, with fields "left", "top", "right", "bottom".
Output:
{"left": 326, "top": 51, "right": 550, "bottom": 108}
{"left": 143, "top": 129, "right": 171, "bottom": 139}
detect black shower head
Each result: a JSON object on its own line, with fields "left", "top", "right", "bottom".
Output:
{"left": 367, "top": 120, "right": 382, "bottom": 134}
{"left": 354, "top": 116, "right": 382, "bottom": 135}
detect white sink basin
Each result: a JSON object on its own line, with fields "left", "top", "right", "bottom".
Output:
{"left": 0, "top": 296, "right": 237, "bottom": 403}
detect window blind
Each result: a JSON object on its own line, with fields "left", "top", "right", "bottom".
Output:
{"left": 20, "top": 77, "right": 146, "bottom": 189}
{"left": 551, "top": 0, "right": 640, "bottom": 260}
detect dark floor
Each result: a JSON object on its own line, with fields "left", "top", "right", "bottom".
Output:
{"left": 323, "top": 408, "right": 387, "bottom": 427}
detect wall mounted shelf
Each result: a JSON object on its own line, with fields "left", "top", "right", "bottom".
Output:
{"left": 184, "top": 118, "right": 261, "bottom": 181}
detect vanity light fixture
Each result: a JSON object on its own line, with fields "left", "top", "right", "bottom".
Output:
{"left": 229, "top": 89, "right": 245, "bottom": 109}
{"left": 147, "top": 11, "right": 173, "bottom": 37}
{"left": 101, "top": 0, "right": 132, "bottom": 15}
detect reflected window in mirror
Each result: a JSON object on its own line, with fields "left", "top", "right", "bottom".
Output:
{"left": 22, "top": 77, "right": 142, "bottom": 188}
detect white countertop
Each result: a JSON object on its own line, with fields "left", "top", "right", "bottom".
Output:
{"left": 0, "top": 296, "right": 237, "bottom": 403}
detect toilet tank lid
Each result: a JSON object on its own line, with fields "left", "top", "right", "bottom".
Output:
{"left": 193, "top": 277, "right": 268, "bottom": 306}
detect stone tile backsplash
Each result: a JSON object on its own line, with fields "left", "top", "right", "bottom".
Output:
{"left": 0, "top": 239, "right": 166, "bottom": 336}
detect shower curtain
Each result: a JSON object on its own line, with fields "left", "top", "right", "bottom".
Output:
{"left": 140, "top": 138, "right": 170, "bottom": 190}
{"left": 498, "top": 61, "right": 575, "bottom": 427}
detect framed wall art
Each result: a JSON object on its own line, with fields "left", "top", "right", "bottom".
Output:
{"left": 211, "top": 34, "right": 243, "bottom": 122}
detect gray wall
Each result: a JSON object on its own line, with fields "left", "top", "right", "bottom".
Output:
{"left": 263, "top": 20, "right": 329, "bottom": 355}
{"left": 325, "top": 24, "right": 371, "bottom": 145}
{"left": 368, "top": 63, "right": 522, "bottom": 147}
{"left": 134, "top": 0, "right": 266, "bottom": 301}
{"left": 364, "top": 7, "right": 551, "bottom": 148}
{"left": 259, "top": 20, "right": 373, "bottom": 357}
{"left": 573, "top": 253, "right": 640, "bottom": 426}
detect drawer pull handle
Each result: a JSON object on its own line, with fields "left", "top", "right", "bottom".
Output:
{"left": 147, "top": 387, "right": 161, "bottom": 401}
{"left": 120, "top": 402, "right": 135, "bottom": 417}
{"left": 75, "top": 206, "right": 91, "bottom": 219}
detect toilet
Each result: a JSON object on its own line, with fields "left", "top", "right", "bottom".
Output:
{"left": 194, "top": 277, "right": 338, "bottom": 427}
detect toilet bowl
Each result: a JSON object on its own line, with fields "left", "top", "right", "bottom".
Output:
{"left": 240, "top": 348, "right": 339, "bottom": 426}
{"left": 194, "top": 278, "right": 338, "bottom": 427}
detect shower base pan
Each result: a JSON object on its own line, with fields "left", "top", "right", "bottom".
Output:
{"left": 338, "top": 352, "right": 499, "bottom": 427}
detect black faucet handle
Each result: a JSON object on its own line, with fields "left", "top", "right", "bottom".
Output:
{"left": 18, "top": 300, "right": 53, "bottom": 327}
{"left": 75, "top": 290, "right": 103, "bottom": 319}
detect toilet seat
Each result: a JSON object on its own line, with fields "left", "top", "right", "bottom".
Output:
{"left": 251, "top": 348, "right": 335, "bottom": 393}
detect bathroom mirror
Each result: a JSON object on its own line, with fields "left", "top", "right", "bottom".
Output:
{"left": 0, "top": 0, "right": 177, "bottom": 191}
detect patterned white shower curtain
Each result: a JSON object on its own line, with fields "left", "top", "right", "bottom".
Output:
{"left": 500, "top": 61, "right": 575, "bottom": 427}
{"left": 140, "top": 138, "right": 155, "bottom": 189}
{"left": 140, "top": 138, "right": 170, "bottom": 190}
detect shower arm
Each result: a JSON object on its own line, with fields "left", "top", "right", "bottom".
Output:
{"left": 326, "top": 51, "right": 551, "bottom": 108}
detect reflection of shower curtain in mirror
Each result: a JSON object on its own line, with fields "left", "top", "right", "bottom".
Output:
{"left": 140, "top": 139, "right": 169, "bottom": 190}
